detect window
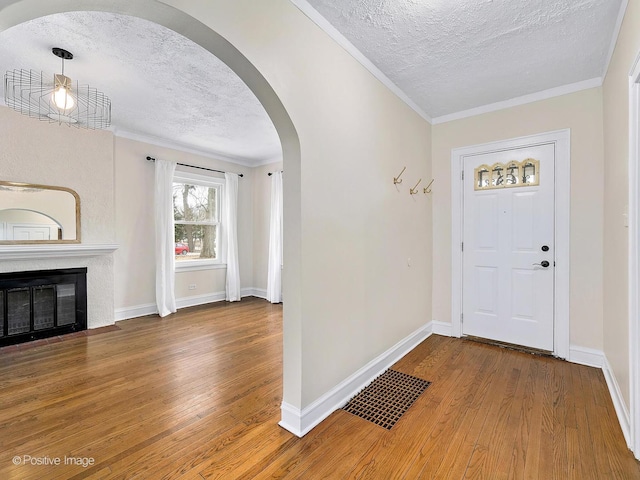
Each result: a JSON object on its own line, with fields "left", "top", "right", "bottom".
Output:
{"left": 173, "top": 171, "right": 224, "bottom": 267}
{"left": 474, "top": 158, "right": 540, "bottom": 190}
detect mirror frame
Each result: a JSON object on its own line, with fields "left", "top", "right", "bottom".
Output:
{"left": 0, "top": 181, "right": 81, "bottom": 244}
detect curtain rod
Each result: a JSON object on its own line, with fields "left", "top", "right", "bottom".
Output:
{"left": 146, "top": 156, "right": 244, "bottom": 177}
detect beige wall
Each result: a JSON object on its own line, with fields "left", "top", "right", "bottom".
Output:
{"left": 4, "top": 0, "right": 633, "bottom": 427}
{"left": 0, "top": 109, "right": 278, "bottom": 323}
{"left": 1, "top": 0, "right": 432, "bottom": 414}
{"left": 114, "top": 137, "right": 256, "bottom": 310}
{"left": 164, "top": 0, "right": 433, "bottom": 406}
{"left": 0, "top": 107, "right": 115, "bottom": 244}
{"left": 603, "top": 1, "right": 640, "bottom": 408}
{"left": 0, "top": 105, "right": 116, "bottom": 328}
{"left": 432, "top": 88, "right": 605, "bottom": 351}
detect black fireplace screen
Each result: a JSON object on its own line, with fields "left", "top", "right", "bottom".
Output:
{"left": 0, "top": 268, "right": 87, "bottom": 346}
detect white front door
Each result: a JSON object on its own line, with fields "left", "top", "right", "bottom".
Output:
{"left": 462, "top": 144, "right": 555, "bottom": 351}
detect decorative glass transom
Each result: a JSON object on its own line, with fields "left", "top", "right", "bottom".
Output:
{"left": 474, "top": 158, "right": 540, "bottom": 190}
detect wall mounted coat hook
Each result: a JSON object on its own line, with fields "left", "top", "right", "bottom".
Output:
{"left": 423, "top": 179, "right": 434, "bottom": 194}
{"left": 394, "top": 166, "right": 406, "bottom": 185}
{"left": 410, "top": 178, "right": 422, "bottom": 195}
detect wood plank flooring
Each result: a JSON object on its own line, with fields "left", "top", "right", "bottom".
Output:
{"left": 0, "top": 297, "right": 639, "bottom": 479}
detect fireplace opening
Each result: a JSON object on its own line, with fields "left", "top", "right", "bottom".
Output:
{"left": 0, "top": 268, "right": 87, "bottom": 347}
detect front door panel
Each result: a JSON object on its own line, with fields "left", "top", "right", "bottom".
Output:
{"left": 462, "top": 144, "right": 555, "bottom": 350}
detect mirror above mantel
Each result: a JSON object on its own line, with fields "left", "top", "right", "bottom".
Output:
{"left": 0, "top": 181, "right": 80, "bottom": 244}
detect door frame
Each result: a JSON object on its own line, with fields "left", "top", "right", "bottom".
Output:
{"left": 451, "top": 129, "right": 571, "bottom": 358}
{"left": 628, "top": 50, "right": 640, "bottom": 458}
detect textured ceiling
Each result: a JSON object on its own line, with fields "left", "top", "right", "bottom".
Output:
{"left": 0, "top": 3, "right": 624, "bottom": 163}
{"left": 0, "top": 12, "right": 282, "bottom": 165}
{"left": 303, "top": 0, "right": 623, "bottom": 119}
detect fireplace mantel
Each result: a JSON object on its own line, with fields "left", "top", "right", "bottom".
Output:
{"left": 0, "top": 244, "right": 118, "bottom": 261}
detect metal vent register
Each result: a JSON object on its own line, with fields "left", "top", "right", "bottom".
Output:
{"left": 342, "top": 369, "right": 431, "bottom": 430}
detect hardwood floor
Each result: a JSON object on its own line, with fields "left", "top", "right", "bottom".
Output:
{"left": 1, "top": 297, "right": 639, "bottom": 479}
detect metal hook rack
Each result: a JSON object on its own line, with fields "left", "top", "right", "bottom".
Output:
{"left": 410, "top": 178, "right": 422, "bottom": 195}
{"left": 423, "top": 179, "right": 434, "bottom": 194}
{"left": 394, "top": 166, "right": 406, "bottom": 185}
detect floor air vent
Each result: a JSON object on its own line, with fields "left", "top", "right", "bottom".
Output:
{"left": 342, "top": 369, "right": 431, "bottom": 430}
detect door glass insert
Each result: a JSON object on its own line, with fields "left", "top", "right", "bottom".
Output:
{"left": 491, "top": 165, "right": 504, "bottom": 187}
{"left": 476, "top": 167, "right": 489, "bottom": 189}
{"left": 505, "top": 162, "right": 520, "bottom": 186}
{"left": 475, "top": 158, "right": 540, "bottom": 190}
{"left": 522, "top": 160, "right": 539, "bottom": 185}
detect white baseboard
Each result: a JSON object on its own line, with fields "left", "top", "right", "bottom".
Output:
{"left": 568, "top": 345, "right": 630, "bottom": 447}
{"left": 279, "top": 323, "right": 432, "bottom": 437}
{"left": 114, "top": 303, "right": 157, "bottom": 321}
{"left": 432, "top": 320, "right": 453, "bottom": 337}
{"left": 568, "top": 345, "right": 605, "bottom": 368}
{"left": 278, "top": 332, "right": 631, "bottom": 446}
{"left": 603, "top": 355, "right": 631, "bottom": 447}
{"left": 279, "top": 402, "right": 304, "bottom": 437}
{"left": 176, "top": 291, "right": 226, "bottom": 309}
{"left": 241, "top": 287, "right": 267, "bottom": 299}
{"left": 115, "top": 287, "right": 267, "bottom": 321}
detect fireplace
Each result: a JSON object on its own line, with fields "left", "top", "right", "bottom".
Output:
{"left": 0, "top": 268, "right": 87, "bottom": 347}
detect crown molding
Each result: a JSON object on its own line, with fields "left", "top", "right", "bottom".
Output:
{"left": 432, "top": 77, "right": 603, "bottom": 125}
{"left": 113, "top": 128, "right": 276, "bottom": 168}
{"left": 603, "top": 0, "right": 628, "bottom": 80}
{"left": 289, "top": 0, "right": 432, "bottom": 124}
{"left": 249, "top": 155, "right": 285, "bottom": 167}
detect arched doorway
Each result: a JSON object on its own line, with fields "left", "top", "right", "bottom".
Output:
{"left": 0, "top": 0, "right": 302, "bottom": 430}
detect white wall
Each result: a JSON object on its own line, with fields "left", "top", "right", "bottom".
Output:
{"left": 432, "top": 88, "right": 605, "bottom": 351}
{"left": 0, "top": 105, "right": 116, "bottom": 328}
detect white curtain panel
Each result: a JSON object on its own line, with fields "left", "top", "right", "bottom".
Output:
{"left": 224, "top": 172, "right": 241, "bottom": 302}
{"left": 267, "top": 171, "right": 283, "bottom": 303}
{"left": 154, "top": 158, "right": 177, "bottom": 317}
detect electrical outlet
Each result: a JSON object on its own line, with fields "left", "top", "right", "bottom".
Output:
{"left": 188, "top": 284, "right": 197, "bottom": 290}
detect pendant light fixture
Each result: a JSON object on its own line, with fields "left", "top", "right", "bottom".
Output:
{"left": 51, "top": 48, "right": 75, "bottom": 112}
{"left": 3, "top": 47, "right": 111, "bottom": 129}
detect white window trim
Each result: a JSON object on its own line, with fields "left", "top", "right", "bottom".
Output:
{"left": 173, "top": 169, "right": 226, "bottom": 270}
{"left": 175, "top": 261, "right": 227, "bottom": 272}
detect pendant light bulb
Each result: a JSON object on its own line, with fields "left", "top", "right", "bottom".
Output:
{"left": 52, "top": 73, "right": 75, "bottom": 111}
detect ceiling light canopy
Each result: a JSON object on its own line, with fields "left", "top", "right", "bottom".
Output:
{"left": 4, "top": 47, "right": 111, "bottom": 129}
